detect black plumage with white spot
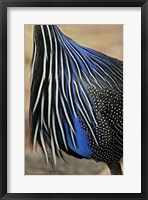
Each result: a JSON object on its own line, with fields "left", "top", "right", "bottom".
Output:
{"left": 78, "top": 85, "right": 123, "bottom": 174}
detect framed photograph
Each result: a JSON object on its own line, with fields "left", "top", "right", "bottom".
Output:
{"left": 0, "top": 0, "right": 147, "bottom": 199}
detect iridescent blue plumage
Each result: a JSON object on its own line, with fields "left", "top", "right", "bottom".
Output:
{"left": 30, "top": 25, "right": 123, "bottom": 174}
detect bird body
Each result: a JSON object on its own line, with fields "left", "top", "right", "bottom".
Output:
{"left": 30, "top": 25, "right": 123, "bottom": 175}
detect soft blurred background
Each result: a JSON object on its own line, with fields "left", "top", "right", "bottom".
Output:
{"left": 25, "top": 25, "right": 123, "bottom": 175}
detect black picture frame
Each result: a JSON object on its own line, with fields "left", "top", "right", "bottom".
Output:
{"left": 0, "top": 0, "right": 148, "bottom": 199}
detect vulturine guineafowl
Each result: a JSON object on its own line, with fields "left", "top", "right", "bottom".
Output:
{"left": 30, "top": 25, "right": 123, "bottom": 175}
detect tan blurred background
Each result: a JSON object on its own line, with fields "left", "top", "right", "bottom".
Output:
{"left": 25, "top": 25, "right": 123, "bottom": 175}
